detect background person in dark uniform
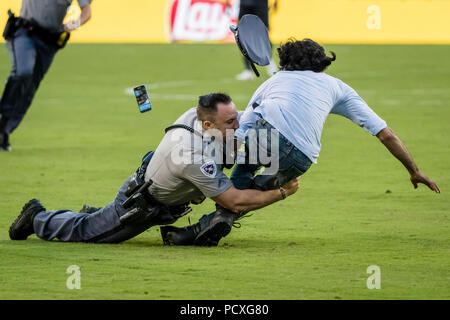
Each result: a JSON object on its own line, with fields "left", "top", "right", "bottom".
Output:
{"left": 235, "top": 0, "right": 278, "bottom": 80}
{"left": 0, "top": 0, "right": 93, "bottom": 151}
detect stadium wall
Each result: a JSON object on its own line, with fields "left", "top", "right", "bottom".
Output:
{"left": 1, "top": 0, "right": 449, "bottom": 44}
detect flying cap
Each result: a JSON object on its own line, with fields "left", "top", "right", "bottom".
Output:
{"left": 230, "top": 14, "right": 271, "bottom": 77}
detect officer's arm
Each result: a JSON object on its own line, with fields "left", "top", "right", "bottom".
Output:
{"left": 376, "top": 127, "right": 440, "bottom": 193}
{"left": 212, "top": 178, "right": 299, "bottom": 213}
{"left": 79, "top": 4, "right": 92, "bottom": 26}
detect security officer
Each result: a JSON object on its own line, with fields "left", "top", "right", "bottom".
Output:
{"left": 9, "top": 93, "right": 299, "bottom": 244}
{"left": 0, "top": 0, "right": 93, "bottom": 151}
{"left": 235, "top": 0, "right": 278, "bottom": 80}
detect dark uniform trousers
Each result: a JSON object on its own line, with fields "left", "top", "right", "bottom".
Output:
{"left": 0, "top": 27, "right": 58, "bottom": 134}
{"left": 33, "top": 175, "right": 182, "bottom": 243}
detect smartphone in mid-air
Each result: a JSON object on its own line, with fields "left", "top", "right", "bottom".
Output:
{"left": 133, "top": 85, "right": 152, "bottom": 113}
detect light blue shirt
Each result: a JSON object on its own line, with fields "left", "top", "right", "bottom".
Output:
{"left": 235, "top": 70, "right": 387, "bottom": 164}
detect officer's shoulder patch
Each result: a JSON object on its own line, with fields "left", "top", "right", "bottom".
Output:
{"left": 200, "top": 159, "right": 217, "bottom": 178}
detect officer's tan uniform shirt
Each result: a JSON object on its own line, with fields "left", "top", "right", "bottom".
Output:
{"left": 145, "top": 108, "right": 233, "bottom": 206}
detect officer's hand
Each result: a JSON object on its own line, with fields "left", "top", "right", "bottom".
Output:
{"left": 64, "top": 19, "right": 80, "bottom": 32}
{"left": 281, "top": 177, "right": 300, "bottom": 197}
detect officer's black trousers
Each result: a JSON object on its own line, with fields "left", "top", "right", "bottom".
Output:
{"left": 0, "top": 27, "right": 58, "bottom": 134}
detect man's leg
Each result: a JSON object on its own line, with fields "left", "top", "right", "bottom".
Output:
{"left": 252, "top": 144, "right": 312, "bottom": 191}
{"left": 230, "top": 137, "right": 262, "bottom": 190}
{"left": 194, "top": 148, "right": 311, "bottom": 246}
{"left": 234, "top": 118, "right": 312, "bottom": 191}
{"left": 79, "top": 204, "right": 103, "bottom": 214}
{"left": 11, "top": 176, "right": 157, "bottom": 243}
{"left": 31, "top": 177, "right": 131, "bottom": 242}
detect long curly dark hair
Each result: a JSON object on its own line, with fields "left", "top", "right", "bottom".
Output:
{"left": 277, "top": 38, "right": 336, "bottom": 72}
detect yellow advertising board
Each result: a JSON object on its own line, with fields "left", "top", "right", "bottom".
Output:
{"left": 1, "top": 0, "right": 449, "bottom": 44}
{"left": 271, "top": 0, "right": 450, "bottom": 44}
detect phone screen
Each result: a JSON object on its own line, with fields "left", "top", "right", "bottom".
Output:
{"left": 133, "top": 85, "right": 152, "bottom": 113}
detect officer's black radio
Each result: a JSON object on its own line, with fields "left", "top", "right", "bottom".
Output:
{"left": 125, "top": 151, "right": 154, "bottom": 197}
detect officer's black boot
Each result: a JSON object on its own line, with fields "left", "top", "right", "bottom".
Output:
{"left": 194, "top": 205, "right": 235, "bottom": 246}
{"left": 160, "top": 212, "right": 212, "bottom": 246}
{"left": 161, "top": 206, "right": 237, "bottom": 247}
{"left": 160, "top": 224, "right": 201, "bottom": 246}
{"left": 160, "top": 211, "right": 218, "bottom": 246}
{"left": 9, "top": 199, "right": 46, "bottom": 240}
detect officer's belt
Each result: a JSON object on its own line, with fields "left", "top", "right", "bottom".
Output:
{"left": 16, "top": 16, "right": 70, "bottom": 49}
{"left": 121, "top": 149, "right": 192, "bottom": 225}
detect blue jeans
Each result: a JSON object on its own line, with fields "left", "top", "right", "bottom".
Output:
{"left": 231, "top": 117, "right": 312, "bottom": 191}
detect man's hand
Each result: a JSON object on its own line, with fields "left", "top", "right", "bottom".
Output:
{"left": 410, "top": 171, "right": 440, "bottom": 193}
{"left": 377, "top": 127, "right": 440, "bottom": 194}
{"left": 281, "top": 177, "right": 300, "bottom": 197}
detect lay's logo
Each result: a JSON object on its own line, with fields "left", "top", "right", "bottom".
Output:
{"left": 169, "top": 0, "right": 239, "bottom": 42}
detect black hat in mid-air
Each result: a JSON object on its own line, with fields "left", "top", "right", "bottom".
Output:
{"left": 230, "top": 14, "right": 271, "bottom": 77}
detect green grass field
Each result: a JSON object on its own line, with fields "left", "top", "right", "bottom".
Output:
{"left": 0, "top": 43, "right": 449, "bottom": 300}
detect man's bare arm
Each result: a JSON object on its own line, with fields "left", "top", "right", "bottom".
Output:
{"left": 376, "top": 126, "right": 440, "bottom": 193}
{"left": 212, "top": 178, "right": 299, "bottom": 213}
